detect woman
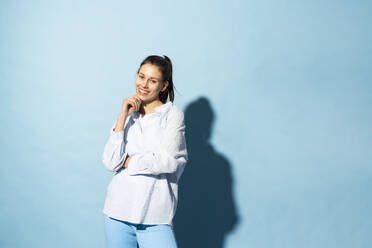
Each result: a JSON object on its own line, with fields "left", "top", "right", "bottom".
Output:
{"left": 102, "top": 55, "right": 187, "bottom": 248}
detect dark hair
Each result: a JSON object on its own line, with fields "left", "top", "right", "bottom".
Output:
{"left": 136, "top": 55, "right": 176, "bottom": 103}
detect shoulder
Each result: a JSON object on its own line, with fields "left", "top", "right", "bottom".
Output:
{"left": 168, "top": 104, "right": 184, "bottom": 120}
{"left": 165, "top": 103, "right": 185, "bottom": 127}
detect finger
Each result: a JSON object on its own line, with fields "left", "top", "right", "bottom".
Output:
{"left": 127, "top": 99, "right": 136, "bottom": 109}
{"left": 131, "top": 98, "right": 138, "bottom": 111}
{"left": 134, "top": 95, "right": 142, "bottom": 102}
{"left": 131, "top": 96, "right": 140, "bottom": 110}
{"left": 135, "top": 100, "right": 139, "bottom": 111}
{"left": 135, "top": 98, "right": 141, "bottom": 110}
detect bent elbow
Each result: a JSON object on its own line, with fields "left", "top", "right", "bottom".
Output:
{"left": 102, "top": 143, "right": 126, "bottom": 172}
{"left": 102, "top": 158, "right": 115, "bottom": 172}
{"left": 102, "top": 156, "right": 123, "bottom": 172}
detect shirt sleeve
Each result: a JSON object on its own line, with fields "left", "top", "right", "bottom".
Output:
{"left": 126, "top": 109, "right": 188, "bottom": 176}
{"left": 102, "top": 119, "right": 130, "bottom": 172}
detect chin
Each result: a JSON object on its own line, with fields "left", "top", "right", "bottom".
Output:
{"left": 135, "top": 95, "right": 148, "bottom": 104}
{"left": 135, "top": 91, "right": 144, "bottom": 99}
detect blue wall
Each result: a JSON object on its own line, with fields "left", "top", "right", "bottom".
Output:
{"left": 1, "top": 0, "right": 371, "bottom": 247}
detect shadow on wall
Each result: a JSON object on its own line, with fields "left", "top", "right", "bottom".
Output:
{"left": 174, "top": 96, "right": 240, "bottom": 248}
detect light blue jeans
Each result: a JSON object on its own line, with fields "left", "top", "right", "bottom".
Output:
{"left": 103, "top": 214, "right": 178, "bottom": 248}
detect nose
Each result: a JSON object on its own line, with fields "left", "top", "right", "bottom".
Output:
{"left": 141, "top": 79, "right": 150, "bottom": 88}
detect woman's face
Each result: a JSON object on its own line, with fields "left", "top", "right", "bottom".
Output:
{"left": 136, "top": 63, "right": 168, "bottom": 103}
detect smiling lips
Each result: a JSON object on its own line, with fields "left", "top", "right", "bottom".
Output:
{"left": 138, "top": 88, "right": 150, "bottom": 96}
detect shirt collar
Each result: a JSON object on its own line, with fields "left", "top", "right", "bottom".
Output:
{"left": 154, "top": 101, "right": 173, "bottom": 113}
{"left": 132, "top": 101, "right": 173, "bottom": 119}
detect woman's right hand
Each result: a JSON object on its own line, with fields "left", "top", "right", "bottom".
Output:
{"left": 121, "top": 95, "right": 142, "bottom": 116}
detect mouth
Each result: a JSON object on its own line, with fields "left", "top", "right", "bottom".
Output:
{"left": 138, "top": 88, "right": 150, "bottom": 96}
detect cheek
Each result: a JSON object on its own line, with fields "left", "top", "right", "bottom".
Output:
{"left": 148, "top": 85, "right": 158, "bottom": 93}
{"left": 155, "top": 84, "right": 163, "bottom": 92}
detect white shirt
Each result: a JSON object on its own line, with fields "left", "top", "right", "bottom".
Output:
{"left": 102, "top": 101, "right": 188, "bottom": 227}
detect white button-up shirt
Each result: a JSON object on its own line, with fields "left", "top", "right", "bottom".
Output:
{"left": 102, "top": 101, "right": 188, "bottom": 227}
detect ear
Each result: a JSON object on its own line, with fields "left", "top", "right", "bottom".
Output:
{"left": 161, "top": 81, "right": 169, "bottom": 92}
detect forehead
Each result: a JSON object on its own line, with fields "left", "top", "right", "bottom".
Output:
{"left": 138, "top": 64, "right": 162, "bottom": 79}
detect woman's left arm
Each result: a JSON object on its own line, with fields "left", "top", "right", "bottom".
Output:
{"left": 125, "top": 108, "right": 188, "bottom": 176}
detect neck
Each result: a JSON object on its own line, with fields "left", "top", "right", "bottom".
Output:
{"left": 139, "top": 99, "right": 164, "bottom": 115}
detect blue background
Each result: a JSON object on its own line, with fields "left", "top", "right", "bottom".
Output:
{"left": 1, "top": 0, "right": 371, "bottom": 247}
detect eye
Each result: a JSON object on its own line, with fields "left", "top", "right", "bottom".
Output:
{"left": 151, "top": 80, "right": 157, "bottom": 83}
{"left": 138, "top": 75, "right": 144, "bottom": 79}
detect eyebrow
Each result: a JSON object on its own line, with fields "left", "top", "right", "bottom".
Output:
{"left": 138, "top": 72, "right": 160, "bottom": 81}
